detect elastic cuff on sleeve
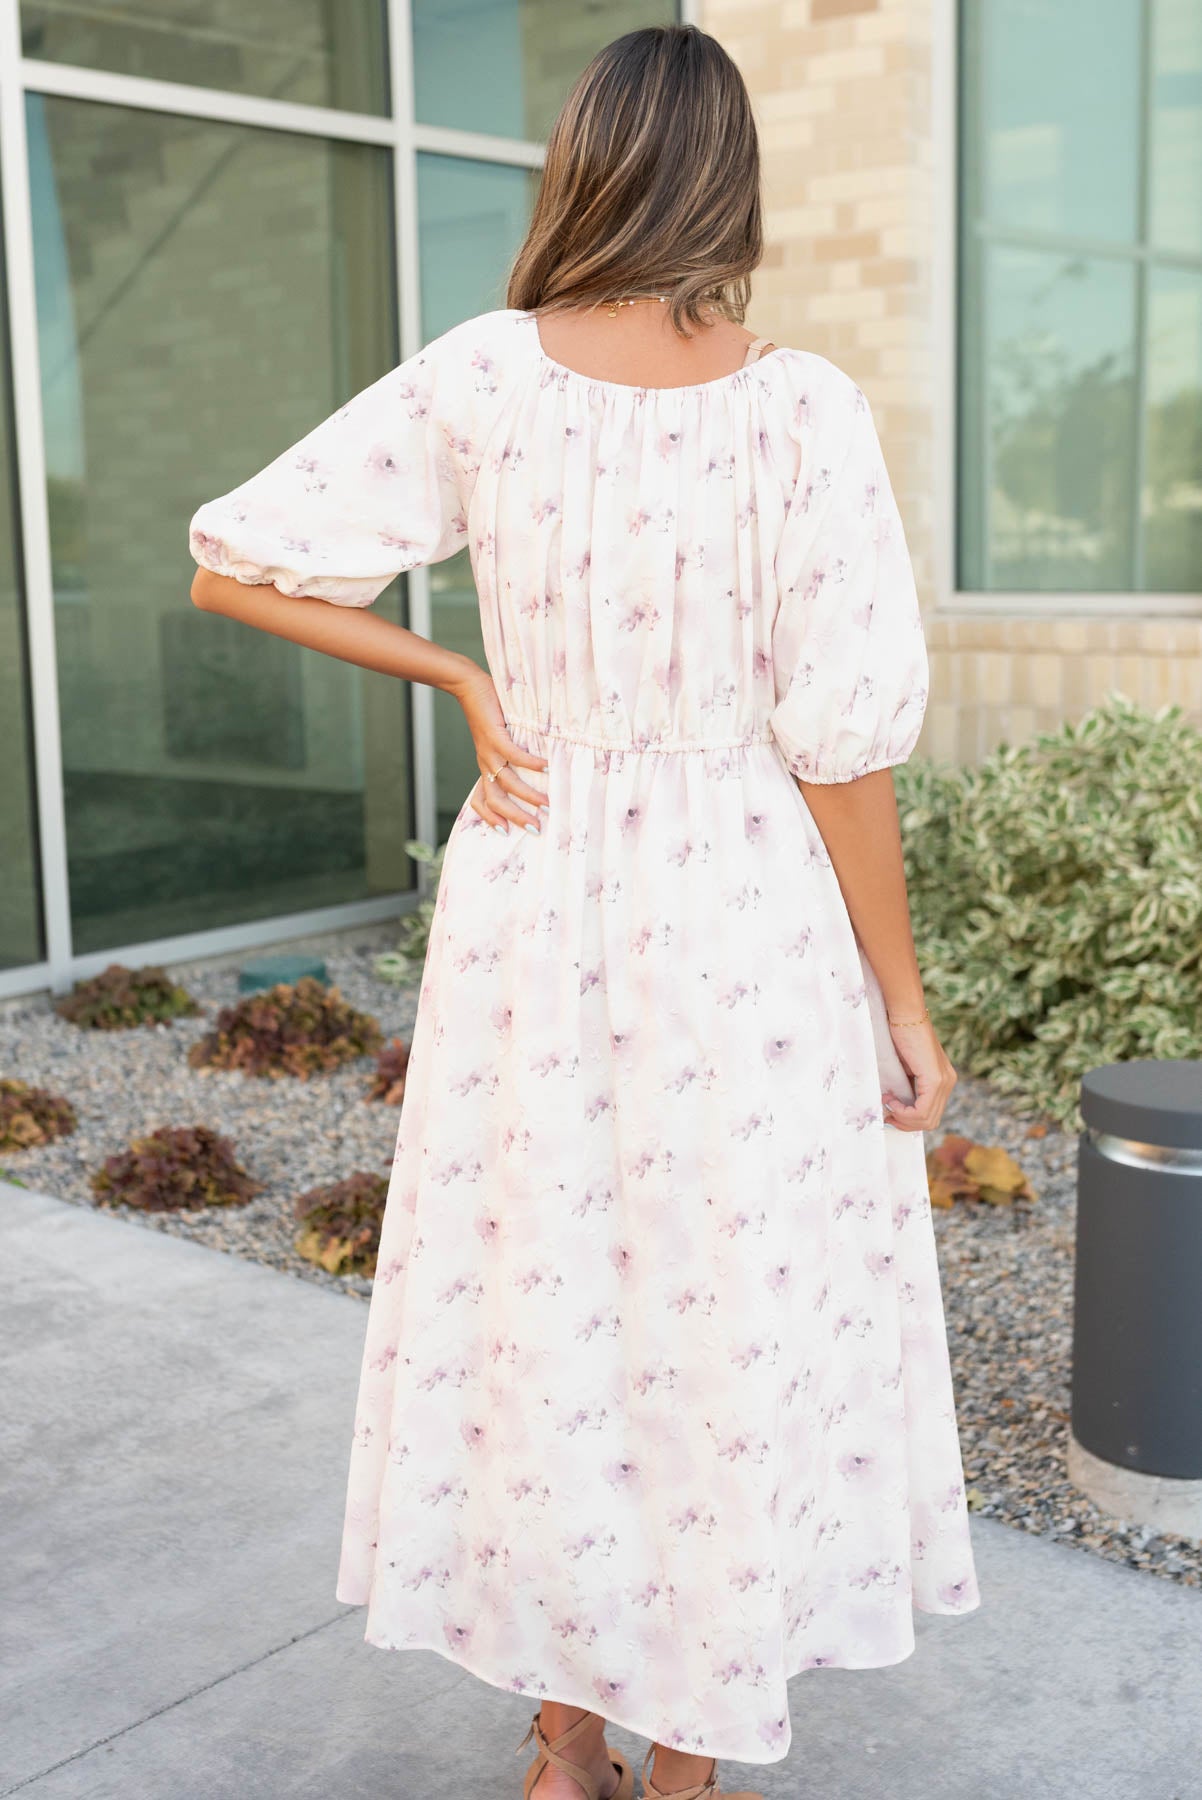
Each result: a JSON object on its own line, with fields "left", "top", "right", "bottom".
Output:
{"left": 784, "top": 748, "right": 914, "bottom": 785}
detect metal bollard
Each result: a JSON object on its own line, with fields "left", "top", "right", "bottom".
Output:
{"left": 1069, "top": 1059, "right": 1202, "bottom": 1539}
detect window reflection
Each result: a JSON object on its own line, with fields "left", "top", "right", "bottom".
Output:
{"left": 964, "top": 247, "right": 1137, "bottom": 590}
{"left": 417, "top": 152, "right": 536, "bottom": 841}
{"left": 1146, "top": 270, "right": 1202, "bottom": 592}
{"left": 21, "top": 0, "right": 390, "bottom": 116}
{"left": 960, "top": 0, "right": 1202, "bottom": 595}
{"left": 411, "top": 0, "right": 677, "bottom": 142}
{"left": 29, "top": 95, "right": 414, "bottom": 953}
{"left": 1150, "top": 0, "right": 1202, "bottom": 257}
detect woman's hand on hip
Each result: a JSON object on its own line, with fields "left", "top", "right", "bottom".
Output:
{"left": 881, "top": 1019, "right": 957, "bottom": 1133}
{"left": 452, "top": 665, "right": 550, "bottom": 833}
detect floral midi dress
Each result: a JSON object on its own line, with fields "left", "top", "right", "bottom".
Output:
{"left": 188, "top": 306, "right": 981, "bottom": 1765}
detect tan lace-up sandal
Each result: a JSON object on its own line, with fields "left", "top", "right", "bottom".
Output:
{"left": 639, "top": 1745, "right": 763, "bottom": 1800}
{"left": 516, "top": 1706, "right": 634, "bottom": 1800}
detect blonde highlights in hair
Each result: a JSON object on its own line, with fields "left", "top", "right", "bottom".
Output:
{"left": 506, "top": 25, "right": 763, "bottom": 340}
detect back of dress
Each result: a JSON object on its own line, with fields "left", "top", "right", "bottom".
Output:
{"left": 189, "top": 308, "right": 977, "bottom": 1768}
{"left": 190, "top": 306, "right": 928, "bottom": 786}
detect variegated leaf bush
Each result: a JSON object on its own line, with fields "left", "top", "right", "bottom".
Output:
{"left": 375, "top": 838, "right": 446, "bottom": 984}
{"left": 893, "top": 693, "right": 1202, "bottom": 1131}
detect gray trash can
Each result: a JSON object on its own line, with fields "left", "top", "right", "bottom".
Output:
{"left": 1069, "top": 1059, "right": 1202, "bottom": 1538}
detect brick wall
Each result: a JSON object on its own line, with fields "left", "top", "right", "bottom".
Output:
{"left": 700, "top": 0, "right": 1202, "bottom": 765}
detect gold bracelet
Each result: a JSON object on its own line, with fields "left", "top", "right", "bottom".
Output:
{"left": 887, "top": 1006, "right": 929, "bottom": 1028}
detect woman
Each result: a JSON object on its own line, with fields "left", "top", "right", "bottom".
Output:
{"left": 189, "top": 23, "right": 980, "bottom": 1800}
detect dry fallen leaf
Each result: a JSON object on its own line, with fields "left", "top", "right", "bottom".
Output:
{"left": 928, "top": 1174, "right": 961, "bottom": 1209}
{"left": 926, "top": 1133, "right": 1037, "bottom": 1208}
{"left": 964, "top": 1142, "right": 1037, "bottom": 1202}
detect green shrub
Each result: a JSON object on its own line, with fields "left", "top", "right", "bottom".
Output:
{"left": 56, "top": 963, "right": 199, "bottom": 1030}
{"left": 92, "top": 1124, "right": 260, "bottom": 1212}
{"left": 895, "top": 692, "right": 1202, "bottom": 1130}
{"left": 188, "top": 977, "right": 382, "bottom": 1080}
{"left": 0, "top": 1078, "right": 77, "bottom": 1152}
{"left": 376, "top": 839, "right": 446, "bottom": 982}
{"left": 367, "top": 1037, "right": 410, "bottom": 1104}
{"left": 294, "top": 1170, "right": 388, "bottom": 1277}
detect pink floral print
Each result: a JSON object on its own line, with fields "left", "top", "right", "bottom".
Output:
{"left": 189, "top": 308, "right": 980, "bottom": 1765}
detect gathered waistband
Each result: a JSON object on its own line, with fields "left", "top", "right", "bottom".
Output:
{"left": 503, "top": 715, "right": 776, "bottom": 754}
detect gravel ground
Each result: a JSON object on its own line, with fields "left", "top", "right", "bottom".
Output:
{"left": 0, "top": 938, "right": 417, "bottom": 1303}
{"left": 2, "top": 934, "right": 1199, "bottom": 1588}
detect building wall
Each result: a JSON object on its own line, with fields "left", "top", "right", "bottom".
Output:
{"left": 700, "top": 0, "right": 1202, "bottom": 766}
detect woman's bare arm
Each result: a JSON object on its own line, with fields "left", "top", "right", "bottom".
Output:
{"left": 797, "top": 769, "right": 924, "bottom": 1014}
{"left": 189, "top": 567, "right": 551, "bottom": 831}
{"left": 797, "top": 768, "right": 955, "bottom": 1132}
{"left": 191, "top": 564, "right": 482, "bottom": 691}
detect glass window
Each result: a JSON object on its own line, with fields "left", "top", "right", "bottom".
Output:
{"left": 1150, "top": 0, "right": 1202, "bottom": 257}
{"left": 411, "top": 0, "right": 678, "bottom": 142}
{"left": 417, "top": 152, "right": 536, "bottom": 841}
{"left": 1146, "top": 269, "right": 1202, "bottom": 592}
{"left": 973, "top": 0, "right": 1142, "bottom": 244}
{"left": 20, "top": 1, "right": 389, "bottom": 116}
{"left": 958, "top": 0, "right": 1202, "bottom": 595}
{"left": 0, "top": 195, "right": 45, "bottom": 971}
{"left": 960, "top": 246, "right": 1138, "bottom": 591}
{"left": 28, "top": 95, "right": 415, "bottom": 955}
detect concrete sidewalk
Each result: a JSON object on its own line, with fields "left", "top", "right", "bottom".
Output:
{"left": 1, "top": 1181, "right": 1199, "bottom": 1800}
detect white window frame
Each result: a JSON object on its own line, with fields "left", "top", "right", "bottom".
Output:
{"left": 0, "top": 0, "right": 569, "bottom": 997}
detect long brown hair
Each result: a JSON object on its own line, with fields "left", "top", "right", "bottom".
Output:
{"left": 506, "top": 25, "right": 762, "bottom": 339}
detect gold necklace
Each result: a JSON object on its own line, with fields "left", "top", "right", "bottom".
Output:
{"left": 603, "top": 294, "right": 672, "bottom": 317}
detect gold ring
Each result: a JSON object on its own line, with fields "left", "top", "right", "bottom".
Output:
{"left": 484, "top": 759, "right": 509, "bottom": 784}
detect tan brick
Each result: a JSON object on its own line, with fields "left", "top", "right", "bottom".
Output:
{"left": 1050, "top": 619, "right": 1091, "bottom": 653}
{"left": 808, "top": 169, "right": 894, "bottom": 203}
{"left": 926, "top": 701, "right": 959, "bottom": 761}
{"left": 771, "top": 203, "right": 841, "bottom": 237}
{"left": 767, "top": 116, "right": 819, "bottom": 150}
{"left": 855, "top": 8, "right": 911, "bottom": 43}
{"left": 1141, "top": 659, "right": 1173, "bottom": 707}
{"left": 879, "top": 226, "right": 925, "bottom": 258}
{"left": 800, "top": 45, "right": 887, "bottom": 82}
{"left": 1063, "top": 653, "right": 1091, "bottom": 717}
{"left": 1115, "top": 652, "right": 1145, "bottom": 695}
{"left": 955, "top": 704, "right": 981, "bottom": 762}
{"left": 1138, "top": 621, "right": 1178, "bottom": 654}
{"left": 810, "top": 230, "right": 881, "bottom": 260}
{"left": 1165, "top": 659, "right": 1202, "bottom": 708}
{"left": 757, "top": 86, "right": 838, "bottom": 121}
{"left": 862, "top": 257, "right": 922, "bottom": 288}
{"left": 1084, "top": 655, "right": 1117, "bottom": 701}
{"left": 812, "top": 0, "right": 880, "bottom": 18}
{"left": 1030, "top": 653, "right": 1063, "bottom": 709}
{"left": 984, "top": 651, "right": 1014, "bottom": 704}
{"left": 965, "top": 618, "right": 1012, "bottom": 652}
{"left": 969, "top": 709, "right": 997, "bottom": 759}
{"left": 954, "top": 654, "right": 977, "bottom": 705}
{"left": 1001, "top": 705, "right": 1038, "bottom": 747}
{"left": 1011, "top": 655, "right": 1038, "bottom": 705}
{"left": 807, "top": 287, "right": 888, "bottom": 320}
{"left": 856, "top": 315, "right": 915, "bottom": 347}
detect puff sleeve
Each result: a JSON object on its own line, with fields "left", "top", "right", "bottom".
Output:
{"left": 188, "top": 326, "right": 479, "bottom": 607}
{"left": 766, "top": 359, "right": 929, "bottom": 783}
